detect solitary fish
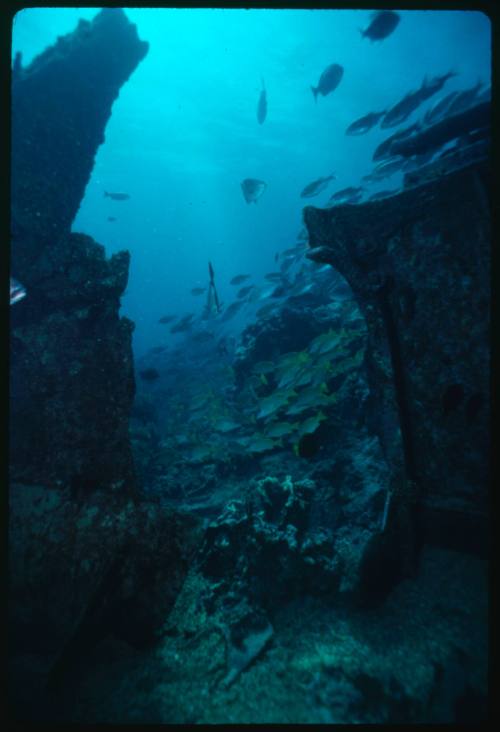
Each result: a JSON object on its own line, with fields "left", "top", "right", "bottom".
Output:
{"left": 311, "top": 63, "right": 344, "bottom": 102}
{"left": 104, "top": 191, "right": 130, "bottom": 201}
{"left": 230, "top": 274, "right": 251, "bottom": 285}
{"left": 107, "top": 216, "right": 117, "bottom": 222}
{"left": 346, "top": 110, "right": 386, "bottom": 135}
{"left": 191, "top": 287, "right": 206, "bottom": 296}
{"left": 257, "top": 77, "right": 267, "bottom": 124}
{"left": 360, "top": 10, "right": 400, "bottom": 41}
{"left": 159, "top": 315, "right": 176, "bottom": 324}
{"left": 241, "top": 178, "right": 267, "bottom": 204}
{"left": 300, "top": 174, "right": 336, "bottom": 198}
{"left": 10, "top": 277, "right": 26, "bottom": 305}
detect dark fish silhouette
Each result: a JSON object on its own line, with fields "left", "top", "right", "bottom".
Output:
{"left": 360, "top": 10, "right": 400, "bottom": 42}
{"left": 423, "top": 91, "right": 461, "bottom": 126}
{"left": 257, "top": 77, "right": 267, "bottom": 124}
{"left": 382, "top": 72, "right": 456, "bottom": 129}
{"left": 220, "top": 300, "right": 245, "bottom": 321}
{"left": 362, "top": 157, "right": 406, "bottom": 184}
{"left": 373, "top": 122, "right": 421, "bottom": 161}
{"left": 346, "top": 110, "right": 386, "bottom": 135}
{"left": 191, "top": 287, "right": 206, "bottom": 296}
{"left": 104, "top": 191, "right": 130, "bottom": 201}
{"left": 230, "top": 274, "right": 251, "bottom": 285}
{"left": 237, "top": 285, "right": 255, "bottom": 299}
{"left": 241, "top": 178, "right": 267, "bottom": 204}
{"left": 387, "top": 101, "right": 490, "bottom": 159}
{"left": 159, "top": 315, "right": 176, "bottom": 324}
{"left": 107, "top": 216, "right": 117, "bottom": 222}
{"left": 139, "top": 368, "right": 160, "bottom": 382}
{"left": 445, "top": 80, "right": 483, "bottom": 117}
{"left": 311, "top": 63, "right": 343, "bottom": 102}
{"left": 300, "top": 174, "right": 336, "bottom": 198}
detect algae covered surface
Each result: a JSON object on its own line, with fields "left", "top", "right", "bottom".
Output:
{"left": 59, "top": 546, "right": 486, "bottom": 724}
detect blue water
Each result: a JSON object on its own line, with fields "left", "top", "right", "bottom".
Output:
{"left": 12, "top": 8, "right": 491, "bottom": 357}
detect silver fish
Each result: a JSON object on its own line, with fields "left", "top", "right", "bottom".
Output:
{"left": 241, "top": 178, "right": 267, "bottom": 204}
{"left": 10, "top": 277, "right": 26, "bottom": 305}
{"left": 311, "top": 63, "right": 343, "bottom": 102}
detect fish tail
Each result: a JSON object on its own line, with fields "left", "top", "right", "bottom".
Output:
{"left": 311, "top": 85, "right": 318, "bottom": 102}
{"left": 104, "top": 191, "right": 109, "bottom": 197}
{"left": 358, "top": 27, "right": 366, "bottom": 38}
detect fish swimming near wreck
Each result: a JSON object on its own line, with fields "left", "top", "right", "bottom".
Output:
{"left": 257, "top": 77, "right": 267, "bottom": 124}
{"left": 360, "top": 10, "right": 400, "bottom": 41}
{"left": 230, "top": 274, "right": 251, "bottom": 285}
{"left": 104, "top": 191, "right": 130, "bottom": 201}
{"left": 300, "top": 174, "right": 336, "bottom": 198}
{"left": 381, "top": 72, "right": 456, "bottom": 129}
{"left": 10, "top": 277, "right": 26, "bottom": 305}
{"left": 311, "top": 63, "right": 343, "bottom": 102}
{"left": 387, "top": 100, "right": 490, "bottom": 159}
{"left": 373, "top": 122, "right": 421, "bottom": 161}
{"left": 346, "top": 110, "right": 386, "bottom": 135}
{"left": 328, "top": 186, "right": 364, "bottom": 204}
{"left": 241, "top": 178, "right": 267, "bottom": 204}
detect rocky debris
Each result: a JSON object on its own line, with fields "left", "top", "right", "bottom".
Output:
{"left": 197, "top": 474, "right": 377, "bottom": 610}
{"left": 304, "top": 158, "right": 490, "bottom": 559}
{"left": 221, "top": 610, "right": 274, "bottom": 688}
{"left": 8, "top": 483, "right": 203, "bottom": 718}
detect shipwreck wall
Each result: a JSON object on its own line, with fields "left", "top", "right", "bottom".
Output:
{"left": 10, "top": 8, "right": 149, "bottom": 491}
{"left": 304, "top": 160, "right": 490, "bottom": 556}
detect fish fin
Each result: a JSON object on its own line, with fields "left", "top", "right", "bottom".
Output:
{"left": 311, "top": 85, "right": 318, "bottom": 102}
